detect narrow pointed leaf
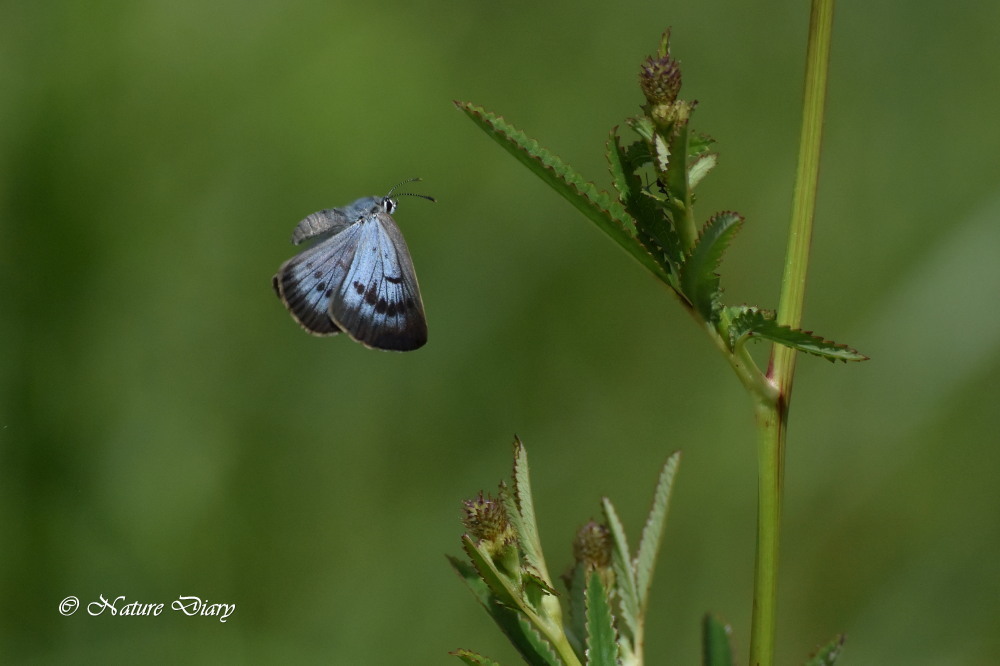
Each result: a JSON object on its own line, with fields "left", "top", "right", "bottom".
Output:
{"left": 507, "top": 437, "right": 552, "bottom": 585}
{"left": 460, "top": 536, "right": 519, "bottom": 608}
{"left": 585, "top": 571, "right": 619, "bottom": 666}
{"left": 522, "top": 565, "right": 559, "bottom": 617}
{"left": 729, "top": 307, "right": 868, "bottom": 362}
{"left": 601, "top": 497, "right": 640, "bottom": 642}
{"left": 456, "top": 100, "right": 670, "bottom": 283}
{"left": 450, "top": 555, "right": 552, "bottom": 665}
{"left": 523, "top": 565, "right": 558, "bottom": 598}
{"left": 635, "top": 452, "right": 681, "bottom": 609}
{"left": 804, "top": 635, "right": 845, "bottom": 666}
{"left": 702, "top": 614, "right": 735, "bottom": 666}
{"left": 564, "top": 562, "right": 587, "bottom": 657}
{"left": 606, "top": 130, "right": 634, "bottom": 207}
{"left": 666, "top": 122, "right": 688, "bottom": 196}
{"left": 663, "top": 119, "right": 692, "bottom": 210}
{"left": 762, "top": 326, "right": 868, "bottom": 362}
{"left": 514, "top": 614, "right": 564, "bottom": 666}
{"left": 680, "top": 211, "right": 744, "bottom": 320}
{"left": 451, "top": 549, "right": 567, "bottom": 666}
{"left": 451, "top": 649, "right": 503, "bottom": 666}
{"left": 449, "top": 555, "right": 495, "bottom": 608}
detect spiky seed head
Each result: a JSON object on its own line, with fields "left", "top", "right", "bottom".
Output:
{"left": 572, "top": 520, "right": 612, "bottom": 571}
{"left": 640, "top": 52, "right": 683, "bottom": 106}
{"left": 462, "top": 491, "right": 516, "bottom": 557}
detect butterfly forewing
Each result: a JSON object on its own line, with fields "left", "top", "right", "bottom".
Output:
{"left": 273, "top": 222, "right": 364, "bottom": 335}
{"left": 330, "top": 211, "right": 427, "bottom": 351}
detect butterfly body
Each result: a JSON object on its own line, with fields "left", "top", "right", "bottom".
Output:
{"left": 273, "top": 185, "right": 430, "bottom": 351}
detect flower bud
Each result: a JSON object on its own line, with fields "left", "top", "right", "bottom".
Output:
{"left": 572, "top": 520, "right": 612, "bottom": 571}
{"left": 639, "top": 52, "right": 682, "bottom": 107}
{"left": 462, "top": 492, "right": 517, "bottom": 557}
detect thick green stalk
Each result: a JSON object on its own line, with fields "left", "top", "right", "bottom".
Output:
{"left": 749, "top": 2, "right": 834, "bottom": 665}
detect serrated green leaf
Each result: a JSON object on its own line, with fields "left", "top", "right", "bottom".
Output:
{"left": 450, "top": 554, "right": 547, "bottom": 665}
{"left": 461, "top": 536, "right": 519, "bottom": 608}
{"left": 601, "top": 497, "right": 640, "bottom": 644}
{"left": 523, "top": 565, "right": 558, "bottom": 597}
{"left": 635, "top": 224, "right": 684, "bottom": 288}
{"left": 514, "top": 614, "right": 564, "bottom": 666}
{"left": 804, "top": 635, "right": 845, "bottom": 666}
{"left": 607, "top": 130, "right": 678, "bottom": 280}
{"left": 452, "top": 548, "right": 569, "bottom": 666}
{"left": 725, "top": 306, "right": 772, "bottom": 349}
{"left": 585, "top": 571, "right": 619, "bottom": 666}
{"left": 680, "top": 211, "right": 744, "bottom": 320}
{"left": 702, "top": 614, "right": 735, "bottom": 666}
{"left": 456, "top": 101, "right": 670, "bottom": 284}
{"left": 508, "top": 437, "right": 552, "bottom": 585}
{"left": 635, "top": 452, "right": 681, "bottom": 610}
{"left": 451, "top": 649, "right": 503, "bottom": 666}
{"left": 663, "top": 119, "right": 691, "bottom": 210}
{"left": 622, "top": 139, "right": 653, "bottom": 169}
{"left": 688, "top": 153, "right": 717, "bottom": 190}
{"left": 607, "top": 130, "right": 639, "bottom": 212}
{"left": 688, "top": 132, "right": 716, "bottom": 158}
{"left": 449, "top": 554, "right": 495, "bottom": 608}
{"left": 564, "top": 562, "right": 587, "bottom": 657}
{"left": 625, "top": 115, "right": 656, "bottom": 143}
{"left": 729, "top": 308, "right": 868, "bottom": 362}
{"left": 522, "top": 565, "right": 559, "bottom": 615}
{"left": 652, "top": 132, "right": 671, "bottom": 174}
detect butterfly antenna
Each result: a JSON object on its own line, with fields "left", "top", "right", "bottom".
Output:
{"left": 396, "top": 192, "right": 436, "bottom": 203}
{"left": 386, "top": 177, "right": 422, "bottom": 197}
{"left": 387, "top": 177, "right": 435, "bottom": 203}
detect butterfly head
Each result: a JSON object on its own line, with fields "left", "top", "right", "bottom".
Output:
{"left": 380, "top": 197, "right": 398, "bottom": 215}
{"left": 383, "top": 177, "right": 436, "bottom": 214}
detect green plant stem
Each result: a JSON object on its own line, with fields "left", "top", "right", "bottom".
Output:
{"left": 749, "top": 2, "right": 834, "bottom": 665}
{"left": 773, "top": 0, "right": 834, "bottom": 383}
{"left": 750, "top": 399, "right": 784, "bottom": 666}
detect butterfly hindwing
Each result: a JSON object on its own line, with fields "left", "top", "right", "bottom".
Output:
{"left": 330, "top": 211, "right": 427, "bottom": 351}
{"left": 273, "top": 222, "right": 364, "bottom": 335}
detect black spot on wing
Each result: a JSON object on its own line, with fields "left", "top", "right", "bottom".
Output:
{"left": 272, "top": 228, "right": 364, "bottom": 337}
{"left": 324, "top": 215, "right": 428, "bottom": 351}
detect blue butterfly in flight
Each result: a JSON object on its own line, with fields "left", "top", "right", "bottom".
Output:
{"left": 273, "top": 179, "right": 433, "bottom": 351}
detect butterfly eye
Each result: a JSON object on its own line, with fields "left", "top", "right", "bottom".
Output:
{"left": 382, "top": 198, "right": 397, "bottom": 215}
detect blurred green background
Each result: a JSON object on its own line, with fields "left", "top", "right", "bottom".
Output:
{"left": 3, "top": 1, "right": 999, "bottom": 663}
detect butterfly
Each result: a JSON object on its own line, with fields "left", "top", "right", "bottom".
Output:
{"left": 272, "top": 179, "right": 433, "bottom": 351}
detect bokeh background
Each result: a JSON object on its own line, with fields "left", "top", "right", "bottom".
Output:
{"left": 3, "top": 1, "right": 999, "bottom": 663}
